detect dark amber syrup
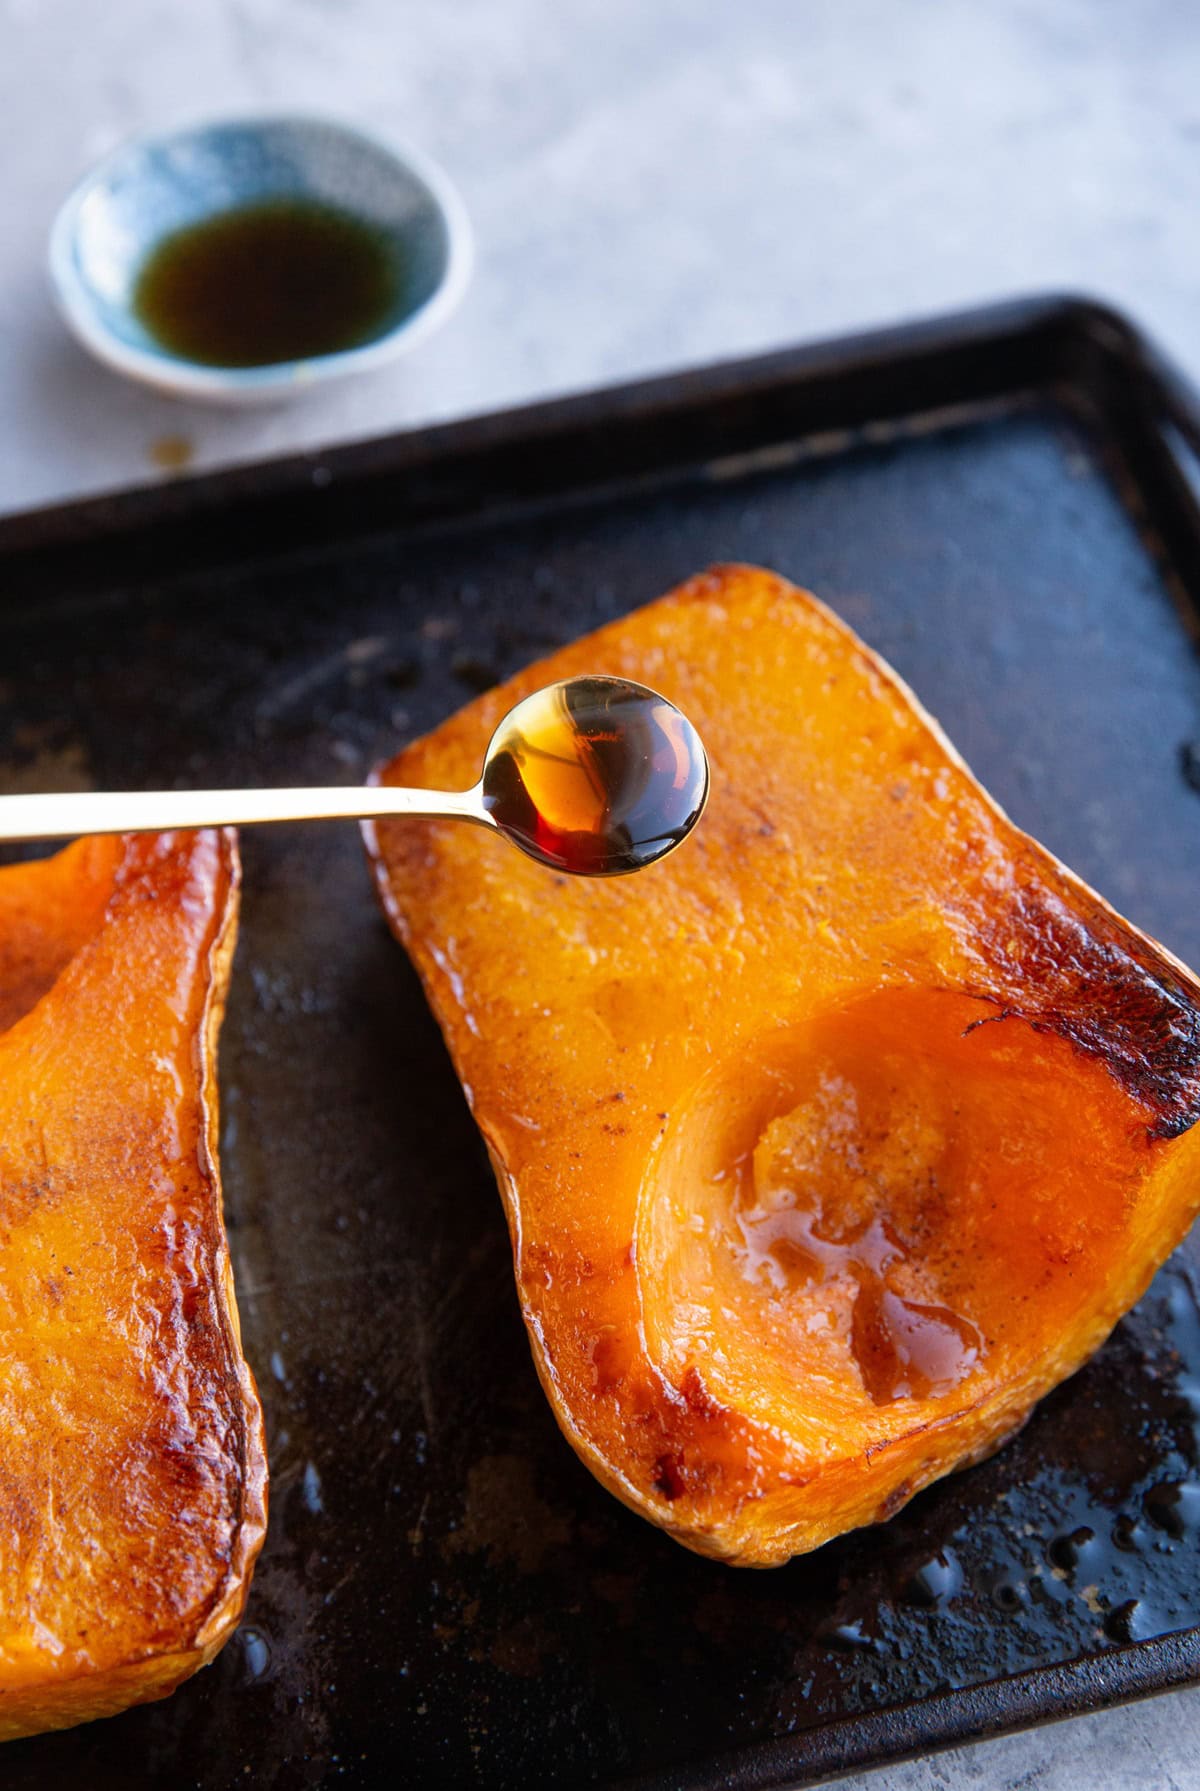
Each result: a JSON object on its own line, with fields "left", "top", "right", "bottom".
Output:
{"left": 132, "top": 198, "right": 404, "bottom": 368}
{"left": 739, "top": 1200, "right": 982, "bottom": 1404}
{"left": 482, "top": 676, "right": 709, "bottom": 876}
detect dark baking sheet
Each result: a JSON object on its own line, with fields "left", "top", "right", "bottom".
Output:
{"left": 3, "top": 296, "right": 1200, "bottom": 1790}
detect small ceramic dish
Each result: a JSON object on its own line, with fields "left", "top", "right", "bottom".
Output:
{"left": 48, "top": 114, "right": 472, "bottom": 405}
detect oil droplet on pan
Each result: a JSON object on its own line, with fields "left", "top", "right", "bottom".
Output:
{"left": 901, "top": 1548, "right": 964, "bottom": 1610}
{"left": 1142, "top": 1479, "right": 1200, "bottom": 1539}
{"left": 239, "top": 1627, "right": 273, "bottom": 1683}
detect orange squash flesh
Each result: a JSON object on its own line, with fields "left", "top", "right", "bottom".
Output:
{"left": 0, "top": 830, "right": 267, "bottom": 1738}
{"left": 367, "top": 565, "right": 1200, "bottom": 1567}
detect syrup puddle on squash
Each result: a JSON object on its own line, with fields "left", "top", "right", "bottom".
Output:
{"left": 641, "top": 987, "right": 1146, "bottom": 1440}
{"left": 735, "top": 1083, "right": 983, "bottom": 1405}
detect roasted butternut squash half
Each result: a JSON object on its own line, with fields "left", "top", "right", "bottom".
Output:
{"left": 367, "top": 565, "right": 1200, "bottom": 1566}
{"left": 0, "top": 830, "right": 266, "bottom": 1738}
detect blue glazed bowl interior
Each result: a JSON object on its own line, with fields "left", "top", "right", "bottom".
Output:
{"left": 66, "top": 118, "right": 455, "bottom": 367}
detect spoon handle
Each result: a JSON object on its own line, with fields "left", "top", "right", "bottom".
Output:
{"left": 0, "top": 783, "right": 491, "bottom": 844}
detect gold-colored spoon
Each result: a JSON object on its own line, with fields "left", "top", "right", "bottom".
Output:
{"left": 0, "top": 676, "right": 709, "bottom": 878}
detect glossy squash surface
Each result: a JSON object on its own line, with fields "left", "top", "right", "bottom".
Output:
{"left": 367, "top": 566, "right": 1200, "bottom": 1566}
{"left": 0, "top": 830, "right": 266, "bottom": 1737}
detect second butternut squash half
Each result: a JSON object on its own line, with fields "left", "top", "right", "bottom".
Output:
{"left": 367, "top": 566, "right": 1200, "bottom": 1566}
{"left": 0, "top": 830, "right": 266, "bottom": 1735}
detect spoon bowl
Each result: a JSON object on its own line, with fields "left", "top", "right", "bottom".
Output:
{"left": 481, "top": 675, "right": 710, "bottom": 875}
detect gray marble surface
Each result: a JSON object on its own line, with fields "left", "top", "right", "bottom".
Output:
{"left": 852, "top": 1689, "right": 1200, "bottom": 1791}
{"left": 5, "top": 0, "right": 1200, "bottom": 518}
{"left": 3, "top": 2, "right": 1200, "bottom": 1787}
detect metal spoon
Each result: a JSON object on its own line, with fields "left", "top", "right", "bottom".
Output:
{"left": 0, "top": 676, "right": 709, "bottom": 878}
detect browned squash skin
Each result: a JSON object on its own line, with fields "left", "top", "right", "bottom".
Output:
{"left": 366, "top": 566, "right": 1200, "bottom": 1566}
{"left": 0, "top": 830, "right": 267, "bottom": 1737}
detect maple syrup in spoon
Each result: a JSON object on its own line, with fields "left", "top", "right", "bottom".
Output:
{"left": 481, "top": 676, "right": 709, "bottom": 875}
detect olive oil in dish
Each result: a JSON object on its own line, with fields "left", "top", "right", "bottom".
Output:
{"left": 132, "top": 198, "right": 405, "bottom": 368}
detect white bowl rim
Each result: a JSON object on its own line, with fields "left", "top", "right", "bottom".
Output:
{"left": 47, "top": 109, "right": 474, "bottom": 399}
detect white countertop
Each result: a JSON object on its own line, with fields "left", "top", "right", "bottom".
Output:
{"left": 5, "top": 0, "right": 1200, "bottom": 522}
{"left": 4, "top": 2, "right": 1200, "bottom": 1786}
